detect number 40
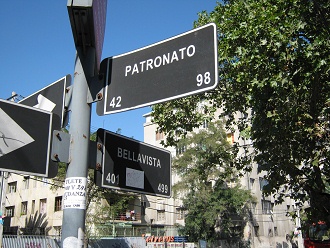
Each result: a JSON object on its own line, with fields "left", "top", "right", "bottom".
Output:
{"left": 106, "top": 173, "right": 119, "bottom": 184}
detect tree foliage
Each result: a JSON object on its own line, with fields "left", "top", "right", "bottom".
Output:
{"left": 172, "top": 121, "right": 253, "bottom": 242}
{"left": 152, "top": 0, "right": 330, "bottom": 222}
{"left": 21, "top": 211, "right": 51, "bottom": 235}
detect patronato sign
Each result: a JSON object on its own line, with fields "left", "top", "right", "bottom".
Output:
{"left": 97, "top": 23, "right": 218, "bottom": 115}
{"left": 0, "top": 99, "right": 53, "bottom": 177}
{"left": 96, "top": 129, "right": 171, "bottom": 197}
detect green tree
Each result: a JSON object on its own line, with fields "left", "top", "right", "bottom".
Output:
{"left": 172, "top": 120, "right": 254, "bottom": 243}
{"left": 84, "top": 190, "right": 135, "bottom": 238}
{"left": 21, "top": 211, "right": 51, "bottom": 235}
{"left": 152, "top": 0, "right": 330, "bottom": 222}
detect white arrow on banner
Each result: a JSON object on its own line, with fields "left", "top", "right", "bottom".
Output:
{"left": 0, "top": 108, "right": 35, "bottom": 157}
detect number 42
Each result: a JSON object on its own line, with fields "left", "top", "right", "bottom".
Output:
{"left": 109, "top": 96, "right": 122, "bottom": 108}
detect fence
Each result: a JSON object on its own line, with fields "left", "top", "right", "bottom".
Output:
{"left": 146, "top": 243, "right": 195, "bottom": 248}
{"left": 2, "top": 235, "right": 60, "bottom": 248}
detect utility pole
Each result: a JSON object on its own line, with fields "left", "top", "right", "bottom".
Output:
{"left": 62, "top": 0, "right": 107, "bottom": 246}
{"left": 0, "top": 172, "right": 8, "bottom": 248}
{"left": 61, "top": 48, "right": 94, "bottom": 247}
{"left": 0, "top": 92, "right": 19, "bottom": 247}
{"left": 296, "top": 208, "right": 304, "bottom": 248}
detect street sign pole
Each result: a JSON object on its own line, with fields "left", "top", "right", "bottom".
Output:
{"left": 63, "top": 0, "right": 107, "bottom": 246}
{"left": 61, "top": 49, "right": 94, "bottom": 248}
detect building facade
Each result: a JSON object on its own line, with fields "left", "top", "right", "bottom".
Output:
{"left": 2, "top": 173, "right": 63, "bottom": 236}
{"left": 142, "top": 111, "right": 299, "bottom": 247}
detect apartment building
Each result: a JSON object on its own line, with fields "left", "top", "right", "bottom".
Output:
{"left": 1, "top": 172, "right": 144, "bottom": 238}
{"left": 1, "top": 172, "right": 64, "bottom": 236}
{"left": 142, "top": 111, "right": 298, "bottom": 247}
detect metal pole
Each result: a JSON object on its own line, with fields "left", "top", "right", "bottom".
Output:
{"left": 296, "top": 208, "right": 304, "bottom": 248}
{"left": 61, "top": 47, "right": 95, "bottom": 248}
{"left": 0, "top": 93, "right": 18, "bottom": 247}
{"left": 0, "top": 171, "right": 7, "bottom": 248}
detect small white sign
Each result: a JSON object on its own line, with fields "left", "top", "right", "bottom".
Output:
{"left": 34, "top": 94, "right": 56, "bottom": 112}
{"left": 126, "top": 168, "right": 144, "bottom": 189}
{"left": 63, "top": 177, "right": 87, "bottom": 209}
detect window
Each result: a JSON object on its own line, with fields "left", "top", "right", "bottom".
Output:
{"left": 202, "top": 120, "right": 209, "bottom": 129}
{"left": 259, "top": 177, "right": 268, "bottom": 191}
{"left": 21, "top": 201, "right": 28, "bottom": 215}
{"left": 249, "top": 178, "right": 255, "bottom": 190}
{"left": 156, "top": 130, "right": 164, "bottom": 141}
{"left": 8, "top": 182, "right": 17, "bottom": 193}
{"left": 226, "top": 133, "right": 234, "bottom": 144}
{"left": 23, "top": 177, "right": 29, "bottom": 189}
{"left": 5, "top": 206, "right": 15, "bottom": 217}
{"left": 176, "top": 145, "right": 186, "bottom": 155}
{"left": 176, "top": 208, "right": 185, "bottom": 220}
{"left": 31, "top": 200, "right": 35, "bottom": 213}
{"left": 54, "top": 196, "right": 62, "bottom": 212}
{"left": 274, "top": 227, "right": 278, "bottom": 236}
{"left": 33, "top": 177, "right": 37, "bottom": 188}
{"left": 254, "top": 226, "right": 259, "bottom": 236}
{"left": 157, "top": 210, "right": 165, "bottom": 221}
{"left": 40, "top": 199, "right": 47, "bottom": 214}
{"left": 268, "top": 228, "right": 274, "bottom": 237}
{"left": 261, "top": 200, "right": 273, "bottom": 214}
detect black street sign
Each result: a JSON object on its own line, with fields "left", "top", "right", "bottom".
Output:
{"left": 97, "top": 23, "right": 218, "bottom": 115}
{"left": 0, "top": 99, "right": 53, "bottom": 177}
{"left": 96, "top": 129, "right": 171, "bottom": 197}
{"left": 19, "top": 75, "right": 71, "bottom": 128}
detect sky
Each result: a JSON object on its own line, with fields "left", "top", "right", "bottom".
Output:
{"left": 0, "top": 1, "right": 218, "bottom": 142}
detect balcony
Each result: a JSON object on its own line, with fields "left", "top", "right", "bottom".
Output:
{"left": 115, "top": 212, "right": 141, "bottom": 222}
